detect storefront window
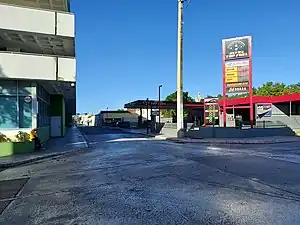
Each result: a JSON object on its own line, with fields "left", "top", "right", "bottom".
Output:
{"left": 19, "top": 97, "right": 32, "bottom": 128}
{"left": 19, "top": 81, "right": 33, "bottom": 95}
{"left": 0, "top": 96, "right": 18, "bottom": 128}
{"left": 37, "top": 84, "right": 50, "bottom": 127}
{"left": 0, "top": 80, "right": 17, "bottom": 95}
{"left": 0, "top": 80, "right": 33, "bottom": 129}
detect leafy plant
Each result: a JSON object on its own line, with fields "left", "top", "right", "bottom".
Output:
{"left": 161, "top": 91, "right": 194, "bottom": 118}
{"left": 0, "top": 133, "right": 11, "bottom": 142}
{"left": 15, "top": 131, "right": 30, "bottom": 142}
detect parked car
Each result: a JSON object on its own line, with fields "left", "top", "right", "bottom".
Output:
{"left": 116, "top": 121, "right": 130, "bottom": 128}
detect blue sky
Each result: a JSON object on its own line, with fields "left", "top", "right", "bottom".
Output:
{"left": 72, "top": 0, "right": 300, "bottom": 114}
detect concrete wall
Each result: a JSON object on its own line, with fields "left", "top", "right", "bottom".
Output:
{"left": 256, "top": 103, "right": 300, "bottom": 133}
{"left": 0, "top": 3, "right": 74, "bottom": 37}
{"left": 0, "top": 52, "right": 56, "bottom": 80}
{"left": 186, "top": 127, "right": 295, "bottom": 139}
{"left": 158, "top": 122, "right": 295, "bottom": 138}
{"left": 0, "top": 52, "right": 76, "bottom": 82}
{"left": 0, "top": 0, "right": 70, "bottom": 12}
{"left": 57, "top": 57, "right": 76, "bottom": 82}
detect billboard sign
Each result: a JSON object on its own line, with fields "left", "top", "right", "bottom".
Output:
{"left": 222, "top": 35, "right": 253, "bottom": 126}
{"left": 222, "top": 36, "right": 252, "bottom": 95}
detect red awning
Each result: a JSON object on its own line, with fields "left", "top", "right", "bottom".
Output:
{"left": 219, "top": 93, "right": 300, "bottom": 107}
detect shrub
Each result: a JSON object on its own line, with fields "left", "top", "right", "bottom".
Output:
{"left": 0, "top": 133, "right": 11, "bottom": 142}
{"left": 15, "top": 131, "right": 30, "bottom": 142}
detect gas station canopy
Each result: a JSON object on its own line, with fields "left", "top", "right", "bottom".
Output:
{"left": 124, "top": 100, "right": 204, "bottom": 110}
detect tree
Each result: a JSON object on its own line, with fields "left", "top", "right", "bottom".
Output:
{"left": 164, "top": 91, "right": 194, "bottom": 103}
{"left": 161, "top": 91, "right": 194, "bottom": 118}
{"left": 255, "top": 82, "right": 286, "bottom": 96}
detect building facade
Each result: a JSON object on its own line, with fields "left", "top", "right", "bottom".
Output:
{"left": 96, "top": 111, "right": 139, "bottom": 127}
{"left": 0, "top": 0, "right": 76, "bottom": 141}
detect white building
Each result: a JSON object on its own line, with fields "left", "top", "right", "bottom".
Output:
{"left": 0, "top": 0, "right": 76, "bottom": 141}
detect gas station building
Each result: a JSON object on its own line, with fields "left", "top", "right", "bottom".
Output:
{"left": 124, "top": 93, "right": 300, "bottom": 134}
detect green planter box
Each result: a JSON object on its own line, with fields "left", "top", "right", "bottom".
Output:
{"left": 0, "top": 142, "right": 35, "bottom": 157}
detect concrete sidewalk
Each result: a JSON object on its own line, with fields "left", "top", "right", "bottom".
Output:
{"left": 115, "top": 127, "right": 300, "bottom": 144}
{"left": 0, "top": 126, "right": 88, "bottom": 169}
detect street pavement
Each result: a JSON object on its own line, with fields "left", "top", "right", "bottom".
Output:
{"left": 1, "top": 127, "right": 300, "bottom": 224}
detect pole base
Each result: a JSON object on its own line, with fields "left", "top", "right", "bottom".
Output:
{"left": 177, "top": 128, "right": 185, "bottom": 138}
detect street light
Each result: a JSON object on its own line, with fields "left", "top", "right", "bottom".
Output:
{"left": 158, "top": 85, "right": 162, "bottom": 125}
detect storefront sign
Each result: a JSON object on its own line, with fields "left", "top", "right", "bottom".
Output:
{"left": 225, "top": 59, "right": 249, "bottom": 68}
{"left": 226, "top": 82, "right": 249, "bottom": 93}
{"left": 204, "top": 98, "right": 219, "bottom": 125}
{"left": 257, "top": 103, "right": 272, "bottom": 118}
{"left": 225, "top": 59, "right": 250, "bottom": 87}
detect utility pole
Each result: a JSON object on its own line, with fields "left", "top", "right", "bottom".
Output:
{"left": 158, "top": 85, "right": 162, "bottom": 125}
{"left": 146, "top": 98, "right": 149, "bottom": 134}
{"left": 177, "top": 0, "right": 184, "bottom": 138}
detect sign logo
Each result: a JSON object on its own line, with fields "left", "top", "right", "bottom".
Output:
{"left": 24, "top": 96, "right": 32, "bottom": 103}
{"left": 257, "top": 103, "right": 272, "bottom": 118}
{"left": 224, "top": 37, "right": 250, "bottom": 60}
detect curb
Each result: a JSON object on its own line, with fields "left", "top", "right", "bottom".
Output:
{"left": 77, "top": 126, "right": 91, "bottom": 148}
{"left": 0, "top": 148, "right": 87, "bottom": 169}
{"left": 167, "top": 138, "right": 300, "bottom": 145}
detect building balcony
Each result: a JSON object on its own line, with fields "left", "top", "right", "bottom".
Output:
{"left": 0, "top": 3, "right": 74, "bottom": 37}
{"left": 0, "top": 0, "right": 70, "bottom": 12}
{"left": 0, "top": 51, "right": 76, "bottom": 82}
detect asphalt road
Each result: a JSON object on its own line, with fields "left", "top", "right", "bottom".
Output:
{"left": 1, "top": 127, "right": 300, "bottom": 224}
